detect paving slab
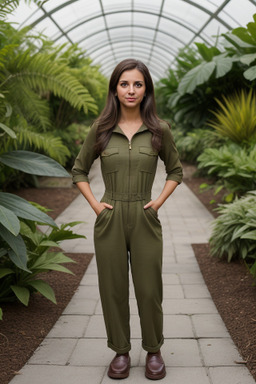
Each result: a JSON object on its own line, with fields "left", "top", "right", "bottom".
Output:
{"left": 9, "top": 366, "right": 106, "bottom": 384}
{"left": 9, "top": 159, "right": 255, "bottom": 384}
{"left": 199, "top": 338, "right": 245, "bottom": 366}
{"left": 209, "top": 367, "right": 256, "bottom": 384}
{"left": 192, "top": 314, "right": 230, "bottom": 338}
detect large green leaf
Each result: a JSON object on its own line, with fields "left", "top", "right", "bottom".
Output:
{"left": 0, "top": 150, "right": 70, "bottom": 177}
{"left": 0, "top": 123, "right": 17, "bottom": 138}
{"left": 195, "top": 43, "right": 220, "bottom": 62}
{"left": 37, "top": 264, "right": 74, "bottom": 274}
{"left": 0, "top": 268, "right": 14, "bottom": 279}
{"left": 0, "top": 204, "right": 20, "bottom": 235}
{"left": 232, "top": 27, "right": 256, "bottom": 46}
{"left": 240, "top": 53, "right": 256, "bottom": 65}
{"left": 243, "top": 65, "right": 256, "bottom": 81}
{"left": 223, "top": 32, "right": 255, "bottom": 50}
{"left": 0, "top": 192, "right": 56, "bottom": 227}
{"left": 214, "top": 55, "right": 233, "bottom": 78}
{"left": 10, "top": 285, "right": 30, "bottom": 306}
{"left": 0, "top": 224, "right": 30, "bottom": 272}
{"left": 28, "top": 280, "right": 56, "bottom": 304}
{"left": 178, "top": 62, "right": 215, "bottom": 95}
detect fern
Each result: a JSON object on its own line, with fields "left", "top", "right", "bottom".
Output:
{"left": 7, "top": 80, "right": 51, "bottom": 130}
{"left": 0, "top": 0, "right": 48, "bottom": 18}
{"left": 6, "top": 50, "right": 98, "bottom": 115}
{"left": 0, "top": 1, "right": 19, "bottom": 18}
{"left": 11, "top": 126, "right": 70, "bottom": 165}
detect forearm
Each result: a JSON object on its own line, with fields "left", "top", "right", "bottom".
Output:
{"left": 76, "top": 181, "right": 113, "bottom": 215}
{"left": 144, "top": 180, "right": 178, "bottom": 210}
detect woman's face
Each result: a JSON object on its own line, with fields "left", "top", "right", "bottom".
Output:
{"left": 116, "top": 68, "right": 146, "bottom": 110}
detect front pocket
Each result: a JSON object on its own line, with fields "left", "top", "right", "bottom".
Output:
{"left": 148, "top": 206, "right": 158, "bottom": 218}
{"left": 101, "top": 147, "right": 119, "bottom": 173}
{"left": 139, "top": 146, "right": 158, "bottom": 173}
{"left": 95, "top": 208, "right": 109, "bottom": 223}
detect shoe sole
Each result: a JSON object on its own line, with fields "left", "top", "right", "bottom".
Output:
{"left": 108, "top": 364, "right": 130, "bottom": 379}
{"left": 108, "top": 372, "right": 130, "bottom": 379}
{"left": 145, "top": 370, "right": 166, "bottom": 380}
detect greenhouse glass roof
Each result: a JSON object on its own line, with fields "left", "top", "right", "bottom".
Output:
{"left": 8, "top": 0, "right": 256, "bottom": 81}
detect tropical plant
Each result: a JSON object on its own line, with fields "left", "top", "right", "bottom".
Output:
{"left": 50, "top": 44, "right": 107, "bottom": 129}
{"left": 0, "top": 0, "right": 48, "bottom": 19}
{"left": 197, "top": 143, "right": 256, "bottom": 198}
{"left": 0, "top": 216, "right": 85, "bottom": 306}
{"left": 207, "top": 89, "right": 256, "bottom": 144}
{"left": 0, "top": 16, "right": 104, "bottom": 187}
{"left": 156, "top": 14, "right": 256, "bottom": 130}
{"left": 209, "top": 191, "right": 256, "bottom": 267}
{"left": 173, "top": 127, "right": 226, "bottom": 163}
{"left": 55, "top": 123, "right": 90, "bottom": 168}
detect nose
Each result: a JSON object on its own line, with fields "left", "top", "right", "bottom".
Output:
{"left": 128, "top": 85, "right": 135, "bottom": 94}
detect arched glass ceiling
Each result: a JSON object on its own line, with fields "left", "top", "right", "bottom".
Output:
{"left": 8, "top": 0, "right": 256, "bottom": 81}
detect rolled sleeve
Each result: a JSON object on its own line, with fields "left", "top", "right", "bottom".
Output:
{"left": 159, "top": 122, "right": 183, "bottom": 184}
{"left": 72, "top": 124, "right": 99, "bottom": 184}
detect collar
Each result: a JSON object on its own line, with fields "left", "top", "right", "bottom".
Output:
{"left": 112, "top": 123, "right": 148, "bottom": 136}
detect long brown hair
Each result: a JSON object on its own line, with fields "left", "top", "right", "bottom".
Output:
{"left": 94, "top": 58, "right": 163, "bottom": 153}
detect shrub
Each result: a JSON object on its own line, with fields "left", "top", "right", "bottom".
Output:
{"left": 208, "top": 90, "right": 256, "bottom": 144}
{"left": 55, "top": 123, "right": 90, "bottom": 168}
{"left": 0, "top": 215, "right": 86, "bottom": 307}
{"left": 209, "top": 191, "right": 256, "bottom": 264}
{"left": 197, "top": 143, "right": 256, "bottom": 197}
{"left": 173, "top": 127, "right": 226, "bottom": 163}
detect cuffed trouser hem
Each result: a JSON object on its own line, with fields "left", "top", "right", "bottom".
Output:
{"left": 142, "top": 336, "right": 164, "bottom": 353}
{"left": 108, "top": 341, "right": 131, "bottom": 354}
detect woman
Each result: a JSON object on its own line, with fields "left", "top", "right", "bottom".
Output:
{"left": 72, "top": 58, "right": 183, "bottom": 380}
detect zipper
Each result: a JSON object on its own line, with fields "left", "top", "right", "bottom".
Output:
{"left": 128, "top": 138, "right": 131, "bottom": 226}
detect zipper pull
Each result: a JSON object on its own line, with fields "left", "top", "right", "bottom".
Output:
{"left": 129, "top": 141, "right": 131, "bottom": 150}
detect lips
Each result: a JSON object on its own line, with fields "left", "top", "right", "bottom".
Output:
{"left": 126, "top": 98, "right": 136, "bottom": 101}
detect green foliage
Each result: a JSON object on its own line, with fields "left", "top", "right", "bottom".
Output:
{"left": 197, "top": 143, "right": 256, "bottom": 197}
{"left": 0, "top": 1, "right": 48, "bottom": 19}
{"left": 0, "top": 218, "right": 86, "bottom": 306}
{"left": 55, "top": 123, "right": 90, "bottom": 168}
{"left": 173, "top": 127, "right": 226, "bottom": 163}
{"left": 209, "top": 192, "right": 256, "bottom": 266}
{"left": 208, "top": 90, "right": 256, "bottom": 143}
{"left": 6, "top": 124, "right": 71, "bottom": 165}
{"left": 178, "top": 53, "right": 233, "bottom": 95}
{"left": 156, "top": 14, "right": 256, "bottom": 130}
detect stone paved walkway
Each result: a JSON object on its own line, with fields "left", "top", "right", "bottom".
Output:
{"left": 9, "top": 160, "right": 255, "bottom": 384}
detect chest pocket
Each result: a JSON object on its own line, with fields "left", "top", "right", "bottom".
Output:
{"left": 139, "top": 147, "right": 158, "bottom": 173}
{"left": 101, "top": 147, "right": 119, "bottom": 173}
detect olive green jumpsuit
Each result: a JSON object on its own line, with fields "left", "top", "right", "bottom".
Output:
{"left": 72, "top": 122, "right": 183, "bottom": 354}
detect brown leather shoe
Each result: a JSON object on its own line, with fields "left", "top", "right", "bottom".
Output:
{"left": 145, "top": 351, "right": 166, "bottom": 380}
{"left": 108, "top": 352, "right": 130, "bottom": 379}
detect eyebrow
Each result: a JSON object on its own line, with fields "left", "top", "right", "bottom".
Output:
{"left": 119, "top": 79, "right": 144, "bottom": 83}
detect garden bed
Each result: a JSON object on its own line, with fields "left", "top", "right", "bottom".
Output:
{"left": 0, "top": 185, "right": 93, "bottom": 384}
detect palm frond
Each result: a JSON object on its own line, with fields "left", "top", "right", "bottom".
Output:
{"left": 7, "top": 50, "right": 98, "bottom": 115}
{"left": 13, "top": 126, "right": 70, "bottom": 165}
{"left": 7, "top": 81, "right": 52, "bottom": 130}
{"left": 0, "top": 45, "right": 17, "bottom": 71}
{"left": 0, "top": 1, "right": 19, "bottom": 18}
{"left": 0, "top": 0, "right": 48, "bottom": 18}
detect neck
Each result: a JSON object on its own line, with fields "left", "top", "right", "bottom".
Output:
{"left": 119, "top": 106, "right": 142, "bottom": 123}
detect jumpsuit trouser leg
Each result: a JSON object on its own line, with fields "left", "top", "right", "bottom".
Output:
{"left": 94, "top": 198, "right": 164, "bottom": 354}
